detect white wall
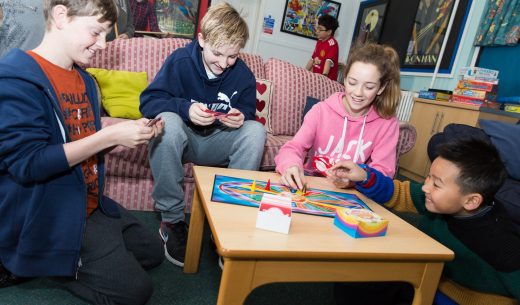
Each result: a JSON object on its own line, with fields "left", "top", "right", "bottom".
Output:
{"left": 213, "top": 0, "right": 359, "bottom": 68}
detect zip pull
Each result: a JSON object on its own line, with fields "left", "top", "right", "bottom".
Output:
{"left": 75, "top": 257, "right": 82, "bottom": 280}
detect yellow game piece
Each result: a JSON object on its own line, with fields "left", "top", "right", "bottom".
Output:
{"left": 251, "top": 180, "right": 256, "bottom": 192}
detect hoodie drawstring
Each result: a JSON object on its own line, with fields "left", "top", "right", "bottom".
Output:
{"left": 353, "top": 115, "right": 367, "bottom": 163}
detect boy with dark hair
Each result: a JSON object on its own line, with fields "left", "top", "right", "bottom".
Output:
{"left": 329, "top": 139, "right": 520, "bottom": 303}
{"left": 140, "top": 2, "right": 266, "bottom": 268}
{"left": 0, "top": 0, "right": 164, "bottom": 303}
{"left": 305, "top": 14, "right": 339, "bottom": 80}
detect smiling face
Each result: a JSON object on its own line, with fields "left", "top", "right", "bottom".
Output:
{"left": 63, "top": 15, "right": 111, "bottom": 66}
{"left": 198, "top": 33, "right": 241, "bottom": 76}
{"left": 422, "top": 157, "right": 474, "bottom": 216}
{"left": 342, "top": 62, "right": 385, "bottom": 117}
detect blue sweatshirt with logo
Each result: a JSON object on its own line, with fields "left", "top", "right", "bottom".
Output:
{"left": 0, "top": 49, "right": 119, "bottom": 277}
{"left": 140, "top": 39, "right": 257, "bottom": 126}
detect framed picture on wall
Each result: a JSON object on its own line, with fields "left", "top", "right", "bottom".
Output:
{"left": 352, "top": 0, "right": 389, "bottom": 44}
{"left": 401, "top": 0, "right": 473, "bottom": 74}
{"left": 280, "top": 0, "right": 341, "bottom": 40}
{"left": 133, "top": 0, "right": 209, "bottom": 38}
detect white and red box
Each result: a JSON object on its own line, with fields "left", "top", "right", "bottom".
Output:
{"left": 256, "top": 193, "right": 292, "bottom": 234}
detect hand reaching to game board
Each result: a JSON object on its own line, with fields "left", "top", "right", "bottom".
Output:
{"left": 189, "top": 103, "right": 217, "bottom": 126}
{"left": 327, "top": 160, "right": 366, "bottom": 188}
{"left": 280, "top": 165, "right": 306, "bottom": 190}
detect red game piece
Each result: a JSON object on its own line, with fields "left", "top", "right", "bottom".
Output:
{"left": 265, "top": 179, "right": 271, "bottom": 191}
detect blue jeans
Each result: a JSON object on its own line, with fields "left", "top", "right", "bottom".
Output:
{"left": 148, "top": 112, "right": 266, "bottom": 223}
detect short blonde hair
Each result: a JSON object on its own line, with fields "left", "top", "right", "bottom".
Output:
{"left": 200, "top": 2, "right": 249, "bottom": 49}
{"left": 43, "top": 0, "right": 117, "bottom": 29}
{"left": 345, "top": 43, "right": 401, "bottom": 119}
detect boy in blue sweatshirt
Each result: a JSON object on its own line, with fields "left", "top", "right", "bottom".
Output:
{"left": 0, "top": 0, "right": 164, "bottom": 303}
{"left": 140, "top": 2, "right": 267, "bottom": 268}
{"left": 328, "top": 139, "right": 520, "bottom": 304}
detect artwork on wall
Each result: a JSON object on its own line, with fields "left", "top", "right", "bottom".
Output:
{"left": 352, "top": 0, "right": 389, "bottom": 44}
{"left": 280, "top": 0, "right": 341, "bottom": 40}
{"left": 132, "top": 0, "right": 209, "bottom": 38}
{"left": 400, "top": 0, "right": 473, "bottom": 74}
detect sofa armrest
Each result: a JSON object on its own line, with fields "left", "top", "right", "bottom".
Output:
{"left": 396, "top": 121, "right": 417, "bottom": 176}
{"left": 397, "top": 121, "right": 417, "bottom": 157}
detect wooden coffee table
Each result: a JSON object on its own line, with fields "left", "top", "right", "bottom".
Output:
{"left": 184, "top": 166, "right": 454, "bottom": 305}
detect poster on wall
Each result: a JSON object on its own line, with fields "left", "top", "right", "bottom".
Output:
{"left": 280, "top": 0, "right": 341, "bottom": 40}
{"left": 352, "top": 0, "right": 389, "bottom": 44}
{"left": 401, "top": 0, "right": 472, "bottom": 74}
{"left": 132, "top": 0, "right": 209, "bottom": 38}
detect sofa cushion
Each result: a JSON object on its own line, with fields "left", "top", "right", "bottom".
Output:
{"left": 87, "top": 37, "right": 191, "bottom": 82}
{"left": 259, "top": 134, "right": 293, "bottom": 171}
{"left": 255, "top": 78, "right": 273, "bottom": 133}
{"left": 265, "top": 58, "right": 344, "bottom": 136}
{"left": 239, "top": 53, "right": 266, "bottom": 79}
{"left": 87, "top": 68, "right": 147, "bottom": 119}
{"left": 303, "top": 96, "right": 320, "bottom": 121}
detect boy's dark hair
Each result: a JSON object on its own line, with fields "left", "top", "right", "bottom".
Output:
{"left": 318, "top": 14, "right": 339, "bottom": 35}
{"left": 436, "top": 139, "right": 507, "bottom": 205}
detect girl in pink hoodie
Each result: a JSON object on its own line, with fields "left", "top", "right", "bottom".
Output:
{"left": 275, "top": 43, "right": 401, "bottom": 190}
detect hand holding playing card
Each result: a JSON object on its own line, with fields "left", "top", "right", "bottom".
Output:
{"left": 218, "top": 108, "right": 244, "bottom": 128}
{"left": 189, "top": 103, "right": 216, "bottom": 126}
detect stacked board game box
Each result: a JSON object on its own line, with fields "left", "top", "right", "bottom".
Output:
{"left": 452, "top": 67, "right": 500, "bottom": 109}
{"left": 418, "top": 89, "right": 452, "bottom": 102}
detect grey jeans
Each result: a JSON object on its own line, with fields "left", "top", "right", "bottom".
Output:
{"left": 148, "top": 112, "right": 267, "bottom": 224}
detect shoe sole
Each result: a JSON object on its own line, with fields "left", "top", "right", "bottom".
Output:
{"left": 158, "top": 228, "right": 185, "bottom": 268}
{"left": 218, "top": 256, "right": 224, "bottom": 270}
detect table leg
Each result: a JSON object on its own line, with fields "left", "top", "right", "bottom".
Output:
{"left": 217, "top": 259, "right": 256, "bottom": 305}
{"left": 184, "top": 187, "right": 205, "bottom": 273}
{"left": 412, "top": 262, "right": 444, "bottom": 305}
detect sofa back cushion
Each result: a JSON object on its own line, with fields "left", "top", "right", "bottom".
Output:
{"left": 265, "top": 58, "right": 344, "bottom": 136}
{"left": 87, "top": 38, "right": 191, "bottom": 83}
{"left": 239, "top": 53, "right": 265, "bottom": 79}
{"left": 88, "top": 37, "right": 267, "bottom": 84}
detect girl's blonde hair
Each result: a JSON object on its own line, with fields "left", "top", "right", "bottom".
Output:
{"left": 345, "top": 43, "right": 401, "bottom": 119}
{"left": 43, "top": 0, "right": 117, "bottom": 29}
{"left": 200, "top": 2, "right": 249, "bottom": 49}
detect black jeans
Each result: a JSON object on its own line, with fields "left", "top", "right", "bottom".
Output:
{"left": 61, "top": 206, "right": 164, "bottom": 305}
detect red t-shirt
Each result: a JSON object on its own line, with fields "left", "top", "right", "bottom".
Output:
{"left": 311, "top": 37, "right": 339, "bottom": 81}
{"left": 28, "top": 51, "right": 99, "bottom": 216}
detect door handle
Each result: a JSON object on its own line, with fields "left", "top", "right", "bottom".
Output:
{"left": 431, "top": 112, "right": 440, "bottom": 135}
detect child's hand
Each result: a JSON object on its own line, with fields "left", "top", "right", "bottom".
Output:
{"left": 189, "top": 103, "right": 216, "bottom": 126}
{"left": 280, "top": 166, "right": 305, "bottom": 190}
{"left": 326, "top": 160, "right": 367, "bottom": 188}
{"left": 327, "top": 160, "right": 367, "bottom": 182}
{"left": 219, "top": 108, "right": 244, "bottom": 128}
{"left": 109, "top": 119, "right": 162, "bottom": 148}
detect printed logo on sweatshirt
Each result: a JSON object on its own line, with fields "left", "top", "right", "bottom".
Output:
{"left": 316, "top": 137, "right": 372, "bottom": 163}
{"left": 206, "top": 91, "right": 238, "bottom": 112}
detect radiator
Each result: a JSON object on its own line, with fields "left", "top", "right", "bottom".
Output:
{"left": 396, "top": 90, "right": 417, "bottom": 122}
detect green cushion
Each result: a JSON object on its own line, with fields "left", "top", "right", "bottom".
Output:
{"left": 86, "top": 68, "right": 147, "bottom": 119}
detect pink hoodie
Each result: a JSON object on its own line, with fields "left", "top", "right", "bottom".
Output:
{"left": 275, "top": 92, "right": 399, "bottom": 177}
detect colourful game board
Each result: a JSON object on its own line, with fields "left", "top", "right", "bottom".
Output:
{"left": 211, "top": 175, "right": 370, "bottom": 217}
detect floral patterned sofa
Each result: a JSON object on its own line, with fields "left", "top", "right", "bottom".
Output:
{"left": 86, "top": 38, "right": 416, "bottom": 212}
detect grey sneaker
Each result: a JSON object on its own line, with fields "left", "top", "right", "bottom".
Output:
{"left": 159, "top": 221, "right": 188, "bottom": 267}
